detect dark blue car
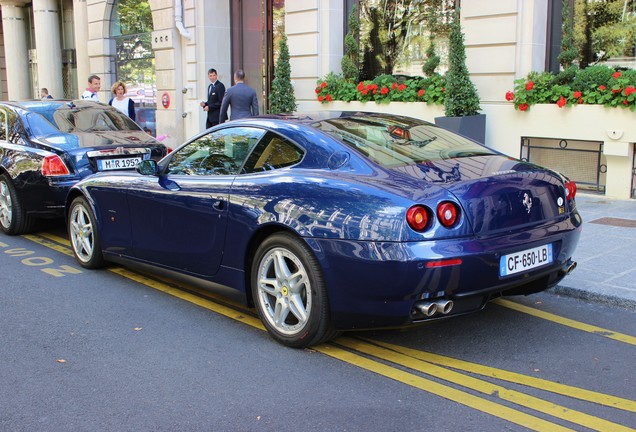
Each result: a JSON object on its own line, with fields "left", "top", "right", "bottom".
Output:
{"left": 0, "top": 100, "right": 167, "bottom": 235}
{"left": 65, "top": 112, "right": 582, "bottom": 347}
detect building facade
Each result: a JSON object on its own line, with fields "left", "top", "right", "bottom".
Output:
{"left": 0, "top": 0, "right": 634, "bottom": 198}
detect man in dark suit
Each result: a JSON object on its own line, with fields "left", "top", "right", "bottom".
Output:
{"left": 200, "top": 68, "right": 225, "bottom": 128}
{"left": 220, "top": 69, "right": 259, "bottom": 123}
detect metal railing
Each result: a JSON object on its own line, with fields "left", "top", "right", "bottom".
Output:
{"left": 521, "top": 137, "right": 605, "bottom": 193}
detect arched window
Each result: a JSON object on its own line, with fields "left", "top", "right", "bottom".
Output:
{"left": 111, "top": 0, "right": 156, "bottom": 135}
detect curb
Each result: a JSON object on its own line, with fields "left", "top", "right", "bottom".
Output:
{"left": 548, "top": 284, "right": 636, "bottom": 312}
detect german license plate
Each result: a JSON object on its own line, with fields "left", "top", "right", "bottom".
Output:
{"left": 97, "top": 157, "right": 142, "bottom": 171}
{"left": 499, "top": 244, "right": 553, "bottom": 277}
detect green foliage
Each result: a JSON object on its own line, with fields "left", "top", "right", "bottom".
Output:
{"left": 574, "top": 0, "right": 636, "bottom": 65}
{"left": 507, "top": 66, "right": 636, "bottom": 112}
{"left": 269, "top": 33, "right": 297, "bottom": 114}
{"left": 443, "top": 10, "right": 480, "bottom": 117}
{"left": 341, "top": 4, "right": 360, "bottom": 82}
{"left": 558, "top": 0, "right": 578, "bottom": 70}
{"left": 422, "top": 36, "right": 440, "bottom": 77}
{"left": 114, "top": 0, "right": 152, "bottom": 35}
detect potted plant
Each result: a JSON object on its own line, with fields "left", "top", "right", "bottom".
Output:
{"left": 269, "top": 33, "right": 297, "bottom": 114}
{"left": 434, "top": 10, "right": 485, "bottom": 143}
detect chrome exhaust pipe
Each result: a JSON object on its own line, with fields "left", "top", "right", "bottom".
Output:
{"left": 565, "top": 261, "right": 577, "bottom": 275}
{"left": 435, "top": 299, "right": 454, "bottom": 315}
{"left": 417, "top": 302, "right": 438, "bottom": 317}
{"left": 560, "top": 260, "right": 577, "bottom": 276}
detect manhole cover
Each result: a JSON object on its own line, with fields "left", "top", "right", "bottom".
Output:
{"left": 589, "top": 217, "right": 636, "bottom": 228}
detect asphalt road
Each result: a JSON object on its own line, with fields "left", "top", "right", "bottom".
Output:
{"left": 1, "top": 228, "right": 635, "bottom": 432}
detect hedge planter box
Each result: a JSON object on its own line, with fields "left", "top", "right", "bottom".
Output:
{"left": 300, "top": 101, "right": 446, "bottom": 123}
{"left": 434, "top": 114, "right": 486, "bottom": 144}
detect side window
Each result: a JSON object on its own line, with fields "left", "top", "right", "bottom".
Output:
{"left": 245, "top": 133, "right": 304, "bottom": 173}
{"left": 167, "top": 127, "right": 265, "bottom": 176}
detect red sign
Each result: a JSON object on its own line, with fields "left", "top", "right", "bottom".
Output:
{"left": 161, "top": 92, "right": 170, "bottom": 109}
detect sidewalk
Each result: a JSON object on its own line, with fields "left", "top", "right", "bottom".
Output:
{"left": 550, "top": 192, "right": 636, "bottom": 310}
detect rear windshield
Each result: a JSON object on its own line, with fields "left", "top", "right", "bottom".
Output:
{"left": 53, "top": 107, "right": 140, "bottom": 133}
{"left": 312, "top": 114, "right": 495, "bottom": 166}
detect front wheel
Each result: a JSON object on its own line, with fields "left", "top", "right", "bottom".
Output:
{"left": 68, "top": 196, "right": 105, "bottom": 269}
{"left": 251, "top": 232, "right": 336, "bottom": 348}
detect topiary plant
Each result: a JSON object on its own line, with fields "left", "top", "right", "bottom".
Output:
{"left": 341, "top": 4, "right": 360, "bottom": 83}
{"left": 443, "top": 9, "right": 481, "bottom": 117}
{"left": 269, "top": 33, "right": 297, "bottom": 114}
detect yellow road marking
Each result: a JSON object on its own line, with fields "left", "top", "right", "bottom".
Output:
{"left": 337, "top": 338, "right": 634, "bottom": 432}
{"left": 23, "top": 234, "right": 74, "bottom": 257}
{"left": 495, "top": 298, "right": 636, "bottom": 346}
{"left": 315, "top": 343, "right": 576, "bottom": 432}
{"left": 366, "top": 339, "right": 636, "bottom": 414}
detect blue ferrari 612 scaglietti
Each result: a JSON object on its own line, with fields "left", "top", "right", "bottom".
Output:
{"left": 66, "top": 112, "right": 582, "bottom": 348}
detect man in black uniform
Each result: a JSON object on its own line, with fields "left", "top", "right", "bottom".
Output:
{"left": 200, "top": 68, "right": 226, "bottom": 129}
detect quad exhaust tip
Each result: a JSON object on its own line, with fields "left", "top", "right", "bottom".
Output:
{"left": 415, "top": 299, "right": 454, "bottom": 317}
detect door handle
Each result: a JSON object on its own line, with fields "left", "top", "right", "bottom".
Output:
{"left": 212, "top": 197, "right": 225, "bottom": 211}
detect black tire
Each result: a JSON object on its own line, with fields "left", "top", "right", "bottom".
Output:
{"left": 0, "top": 173, "right": 35, "bottom": 235}
{"left": 67, "top": 196, "right": 105, "bottom": 269}
{"left": 251, "top": 232, "right": 337, "bottom": 348}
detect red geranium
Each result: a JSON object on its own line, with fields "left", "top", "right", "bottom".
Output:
{"left": 380, "top": 86, "right": 389, "bottom": 95}
{"left": 391, "top": 82, "right": 398, "bottom": 90}
{"left": 625, "top": 86, "right": 636, "bottom": 96}
{"left": 578, "top": 98, "right": 583, "bottom": 104}
{"left": 572, "top": 91, "right": 582, "bottom": 99}
{"left": 326, "top": 94, "right": 333, "bottom": 102}
{"left": 417, "top": 89, "right": 425, "bottom": 97}
{"left": 556, "top": 96, "right": 567, "bottom": 108}
{"left": 314, "top": 87, "right": 321, "bottom": 94}
{"left": 599, "top": 85, "right": 606, "bottom": 91}
{"left": 505, "top": 91, "right": 514, "bottom": 101}
{"left": 320, "top": 81, "right": 327, "bottom": 88}
{"left": 624, "top": 99, "right": 629, "bottom": 105}
{"left": 357, "top": 82, "right": 365, "bottom": 91}
{"left": 398, "top": 84, "right": 406, "bottom": 92}
{"left": 318, "top": 95, "right": 324, "bottom": 102}
{"left": 518, "top": 103, "right": 529, "bottom": 111}
{"left": 612, "top": 71, "right": 621, "bottom": 79}
{"left": 525, "top": 81, "right": 534, "bottom": 91}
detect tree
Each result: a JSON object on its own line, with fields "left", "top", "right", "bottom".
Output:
{"left": 269, "top": 33, "right": 297, "bottom": 114}
{"left": 556, "top": 0, "right": 579, "bottom": 83}
{"left": 443, "top": 10, "right": 480, "bottom": 117}
{"left": 574, "top": 0, "right": 636, "bottom": 65}
{"left": 422, "top": 0, "right": 442, "bottom": 77}
{"left": 342, "top": 4, "right": 360, "bottom": 82}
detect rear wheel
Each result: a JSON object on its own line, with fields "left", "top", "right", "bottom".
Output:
{"left": 68, "top": 196, "right": 105, "bottom": 269}
{"left": 0, "top": 173, "right": 34, "bottom": 235}
{"left": 251, "top": 232, "right": 337, "bottom": 348}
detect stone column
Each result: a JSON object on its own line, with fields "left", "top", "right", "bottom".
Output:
{"left": 32, "top": 0, "right": 64, "bottom": 99}
{"left": 72, "top": 0, "right": 90, "bottom": 97}
{"left": 0, "top": 1, "right": 30, "bottom": 99}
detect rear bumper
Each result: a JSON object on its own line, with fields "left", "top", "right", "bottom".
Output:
{"left": 310, "top": 212, "right": 582, "bottom": 330}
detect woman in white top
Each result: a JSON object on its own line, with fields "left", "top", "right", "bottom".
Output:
{"left": 108, "top": 81, "right": 136, "bottom": 121}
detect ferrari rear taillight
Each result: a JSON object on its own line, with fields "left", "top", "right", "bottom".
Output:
{"left": 42, "top": 155, "right": 70, "bottom": 176}
{"left": 406, "top": 205, "right": 430, "bottom": 232}
{"left": 565, "top": 180, "right": 577, "bottom": 201}
{"left": 436, "top": 201, "right": 459, "bottom": 228}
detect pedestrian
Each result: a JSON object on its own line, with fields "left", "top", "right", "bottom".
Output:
{"left": 199, "top": 68, "right": 225, "bottom": 128}
{"left": 40, "top": 88, "right": 53, "bottom": 99}
{"left": 219, "top": 69, "right": 259, "bottom": 123}
{"left": 108, "top": 81, "right": 136, "bottom": 121}
{"left": 81, "top": 75, "right": 101, "bottom": 101}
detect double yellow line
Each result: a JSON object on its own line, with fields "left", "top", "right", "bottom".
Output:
{"left": 26, "top": 231, "right": 636, "bottom": 431}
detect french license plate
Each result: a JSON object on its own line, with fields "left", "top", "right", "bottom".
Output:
{"left": 97, "top": 157, "right": 142, "bottom": 171}
{"left": 499, "top": 244, "right": 553, "bottom": 277}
